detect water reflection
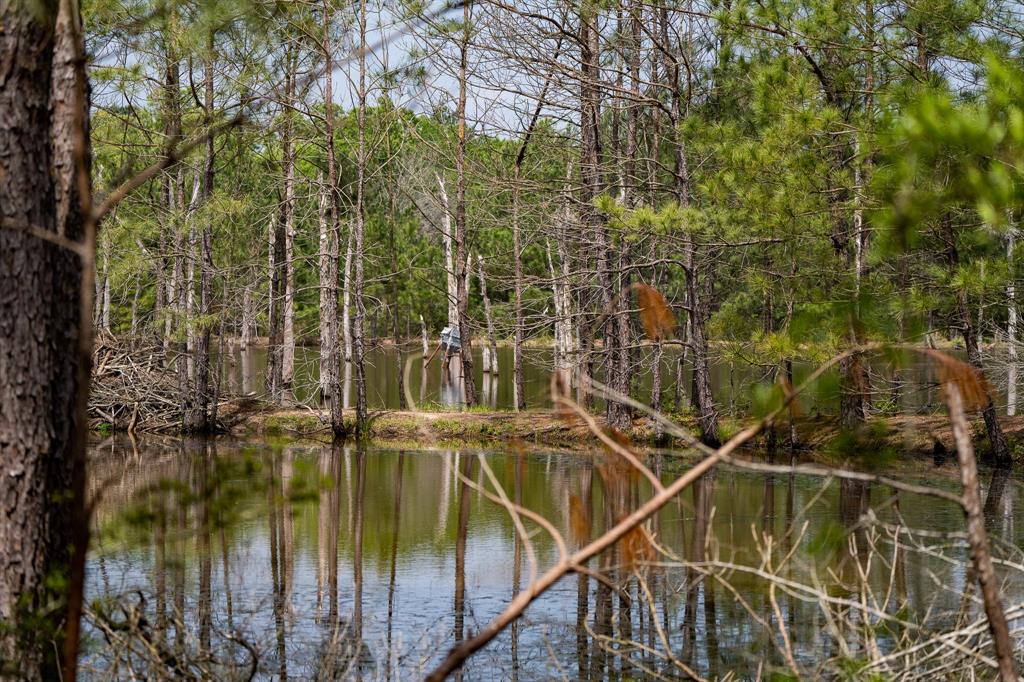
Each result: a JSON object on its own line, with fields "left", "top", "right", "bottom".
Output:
{"left": 216, "top": 345, "right": 1006, "bottom": 414}
{"left": 84, "top": 436, "right": 1024, "bottom": 679}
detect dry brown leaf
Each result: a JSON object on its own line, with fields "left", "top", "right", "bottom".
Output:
{"left": 634, "top": 283, "right": 676, "bottom": 341}
{"left": 923, "top": 349, "right": 991, "bottom": 411}
{"left": 619, "top": 523, "right": 654, "bottom": 571}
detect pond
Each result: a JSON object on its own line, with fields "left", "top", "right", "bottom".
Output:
{"left": 221, "top": 344, "right": 1009, "bottom": 415}
{"left": 82, "top": 437, "right": 1024, "bottom": 679}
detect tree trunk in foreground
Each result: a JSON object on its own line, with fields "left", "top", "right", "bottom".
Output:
{"left": 944, "top": 382, "right": 1017, "bottom": 680}
{"left": 1, "top": 0, "right": 91, "bottom": 676}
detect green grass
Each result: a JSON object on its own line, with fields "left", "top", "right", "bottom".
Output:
{"left": 262, "top": 414, "right": 323, "bottom": 435}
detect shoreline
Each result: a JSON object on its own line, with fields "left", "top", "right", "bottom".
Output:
{"left": 193, "top": 401, "right": 1024, "bottom": 469}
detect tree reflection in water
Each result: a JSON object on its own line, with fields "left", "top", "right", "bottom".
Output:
{"left": 82, "top": 436, "right": 1024, "bottom": 680}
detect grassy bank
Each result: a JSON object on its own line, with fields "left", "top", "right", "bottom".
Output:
{"left": 216, "top": 399, "right": 1024, "bottom": 467}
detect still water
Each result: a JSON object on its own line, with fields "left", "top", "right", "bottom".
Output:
{"left": 223, "top": 344, "right": 994, "bottom": 414}
{"left": 82, "top": 437, "right": 1024, "bottom": 680}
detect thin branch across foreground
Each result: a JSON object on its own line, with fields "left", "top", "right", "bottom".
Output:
{"left": 425, "top": 346, "right": 1020, "bottom": 681}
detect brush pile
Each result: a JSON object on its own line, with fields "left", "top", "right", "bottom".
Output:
{"left": 89, "top": 333, "right": 189, "bottom": 433}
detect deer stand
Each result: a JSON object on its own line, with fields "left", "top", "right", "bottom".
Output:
{"left": 425, "top": 326, "right": 466, "bottom": 406}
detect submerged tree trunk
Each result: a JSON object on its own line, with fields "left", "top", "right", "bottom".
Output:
{"left": 0, "top": 0, "right": 91, "bottom": 675}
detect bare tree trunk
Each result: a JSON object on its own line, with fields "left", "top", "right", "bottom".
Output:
{"left": 1008, "top": 228, "right": 1017, "bottom": 416}
{"left": 317, "top": 178, "right": 336, "bottom": 402}
{"left": 241, "top": 283, "right": 253, "bottom": 351}
{"left": 130, "top": 278, "right": 140, "bottom": 335}
{"left": 579, "top": 4, "right": 620, "bottom": 425}
{"left": 420, "top": 314, "right": 430, "bottom": 357}
{"left": 455, "top": 0, "right": 477, "bottom": 407}
{"left": 945, "top": 383, "right": 1017, "bottom": 680}
{"left": 511, "top": 180, "right": 526, "bottom": 408}
{"left": 185, "top": 172, "right": 199, "bottom": 386}
{"left": 505, "top": 37, "right": 561, "bottom": 410}
{"left": 185, "top": 37, "right": 216, "bottom": 432}
{"left": 660, "top": 6, "right": 718, "bottom": 445}
{"left": 323, "top": 0, "right": 343, "bottom": 435}
{"left": 342, "top": 225, "right": 353, "bottom": 362}
{"left": 353, "top": 0, "right": 368, "bottom": 428}
{"left": 387, "top": 184, "right": 407, "bottom": 409}
{"left": 477, "top": 255, "right": 499, "bottom": 375}
{"left": 281, "top": 44, "right": 297, "bottom": 389}
{"left": 651, "top": 341, "right": 664, "bottom": 439}
{"left": 159, "top": 23, "right": 181, "bottom": 354}
{"left": 436, "top": 174, "right": 459, "bottom": 329}
{"left": 266, "top": 205, "right": 286, "bottom": 402}
{"left": 101, "top": 269, "right": 111, "bottom": 332}
{"left": 0, "top": 0, "right": 91, "bottom": 674}
{"left": 547, "top": 242, "right": 563, "bottom": 371}
{"left": 553, "top": 178, "right": 578, "bottom": 389}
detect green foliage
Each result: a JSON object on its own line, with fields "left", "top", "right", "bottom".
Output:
{"left": 827, "top": 422, "right": 899, "bottom": 470}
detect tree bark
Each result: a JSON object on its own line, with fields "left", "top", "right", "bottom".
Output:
{"left": 1008, "top": 228, "right": 1017, "bottom": 417}
{"left": 511, "top": 178, "right": 526, "bottom": 409}
{"left": 317, "top": 177, "right": 337, "bottom": 403}
{"left": 579, "top": 4, "right": 623, "bottom": 427}
{"left": 477, "top": 255, "right": 499, "bottom": 375}
{"left": 455, "top": 0, "right": 478, "bottom": 406}
{"left": 0, "top": 0, "right": 91, "bottom": 675}
{"left": 266, "top": 208, "right": 286, "bottom": 401}
{"left": 945, "top": 382, "right": 1017, "bottom": 680}
{"left": 660, "top": 5, "right": 719, "bottom": 446}
{"left": 281, "top": 43, "right": 297, "bottom": 389}
{"left": 353, "top": 0, "right": 368, "bottom": 429}
{"left": 185, "top": 35, "right": 216, "bottom": 432}
{"left": 322, "top": 0, "right": 343, "bottom": 435}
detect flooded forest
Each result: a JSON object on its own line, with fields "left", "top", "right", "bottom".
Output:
{"left": 8, "top": 0, "right": 1024, "bottom": 679}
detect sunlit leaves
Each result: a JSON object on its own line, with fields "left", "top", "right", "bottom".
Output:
{"left": 882, "top": 55, "right": 1024, "bottom": 248}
